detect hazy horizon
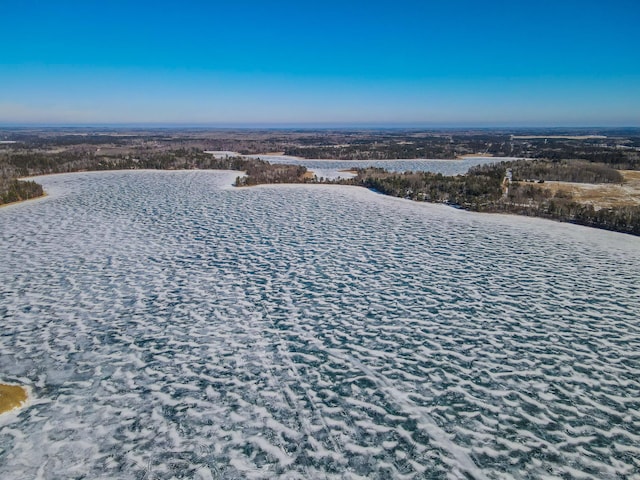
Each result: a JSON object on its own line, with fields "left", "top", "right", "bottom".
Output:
{"left": 2, "top": 122, "right": 640, "bottom": 131}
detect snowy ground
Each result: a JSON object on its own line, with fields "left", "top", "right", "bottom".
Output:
{"left": 1, "top": 170, "right": 639, "bottom": 479}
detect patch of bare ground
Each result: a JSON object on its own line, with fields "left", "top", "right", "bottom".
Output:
{"left": 531, "top": 170, "right": 640, "bottom": 209}
{"left": 0, "top": 384, "right": 28, "bottom": 415}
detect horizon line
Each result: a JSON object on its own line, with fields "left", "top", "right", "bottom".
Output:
{"left": 1, "top": 122, "right": 640, "bottom": 131}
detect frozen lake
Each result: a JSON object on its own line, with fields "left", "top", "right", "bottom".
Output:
{"left": 1, "top": 170, "right": 640, "bottom": 479}
{"left": 210, "top": 152, "right": 516, "bottom": 180}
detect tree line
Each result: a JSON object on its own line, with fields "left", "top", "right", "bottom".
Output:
{"left": 335, "top": 161, "right": 640, "bottom": 236}
{"left": 0, "top": 178, "right": 44, "bottom": 205}
{"left": 0, "top": 148, "right": 311, "bottom": 204}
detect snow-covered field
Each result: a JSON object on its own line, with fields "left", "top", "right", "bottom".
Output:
{"left": 1, "top": 170, "right": 639, "bottom": 479}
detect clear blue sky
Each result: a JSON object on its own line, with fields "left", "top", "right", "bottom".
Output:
{"left": 1, "top": 0, "right": 639, "bottom": 126}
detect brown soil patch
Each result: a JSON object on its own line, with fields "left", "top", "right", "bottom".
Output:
{"left": 0, "top": 384, "right": 28, "bottom": 414}
{"left": 530, "top": 170, "right": 640, "bottom": 209}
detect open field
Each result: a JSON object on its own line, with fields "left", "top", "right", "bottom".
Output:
{"left": 527, "top": 170, "right": 640, "bottom": 209}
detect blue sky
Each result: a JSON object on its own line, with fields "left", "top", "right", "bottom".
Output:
{"left": 1, "top": 0, "right": 639, "bottom": 126}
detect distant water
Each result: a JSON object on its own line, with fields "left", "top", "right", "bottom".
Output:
{"left": 238, "top": 152, "right": 517, "bottom": 179}
{"left": 1, "top": 171, "right": 639, "bottom": 479}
